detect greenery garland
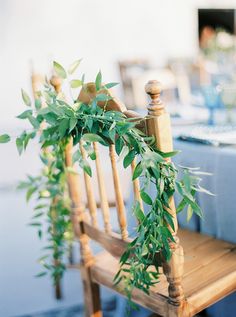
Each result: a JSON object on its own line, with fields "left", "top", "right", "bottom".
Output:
{"left": 0, "top": 60, "right": 209, "bottom": 302}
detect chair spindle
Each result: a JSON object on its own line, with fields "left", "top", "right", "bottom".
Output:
{"left": 93, "top": 142, "right": 112, "bottom": 233}
{"left": 109, "top": 144, "right": 128, "bottom": 240}
{"left": 80, "top": 141, "right": 98, "bottom": 227}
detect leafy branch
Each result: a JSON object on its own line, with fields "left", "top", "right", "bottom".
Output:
{"left": 0, "top": 60, "right": 208, "bottom": 303}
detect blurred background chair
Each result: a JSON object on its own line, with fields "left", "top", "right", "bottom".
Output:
{"left": 118, "top": 59, "right": 150, "bottom": 109}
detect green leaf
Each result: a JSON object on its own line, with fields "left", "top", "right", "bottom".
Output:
{"left": 0, "top": 134, "right": 10, "bottom": 143}
{"left": 89, "top": 151, "right": 96, "bottom": 160}
{"left": 82, "top": 133, "right": 106, "bottom": 145}
{"left": 29, "top": 222, "right": 41, "bottom": 227}
{"left": 160, "top": 226, "right": 175, "bottom": 242}
{"left": 141, "top": 244, "right": 149, "bottom": 256}
{"left": 96, "top": 93, "right": 111, "bottom": 102}
{"left": 17, "top": 109, "right": 32, "bottom": 119}
{"left": 58, "top": 119, "right": 69, "bottom": 137}
{"left": 69, "top": 117, "right": 77, "bottom": 132}
{"left": 132, "top": 162, "right": 143, "bottom": 180}
{"left": 34, "top": 204, "right": 48, "bottom": 210}
{"left": 79, "top": 159, "right": 92, "bottom": 177}
{"left": 187, "top": 198, "right": 203, "bottom": 218}
{"left": 38, "top": 229, "right": 42, "bottom": 239}
{"left": 28, "top": 115, "right": 40, "bottom": 129}
{"left": 163, "top": 210, "right": 175, "bottom": 232}
{"left": 70, "top": 79, "right": 82, "bottom": 88}
{"left": 16, "top": 137, "right": 23, "bottom": 155}
{"left": 35, "top": 98, "right": 42, "bottom": 110}
{"left": 26, "top": 186, "right": 37, "bottom": 202}
{"left": 120, "top": 250, "right": 130, "bottom": 264}
{"left": 159, "top": 150, "right": 180, "bottom": 158}
{"left": 140, "top": 190, "right": 152, "bottom": 205}
{"left": 35, "top": 272, "right": 47, "bottom": 278}
{"left": 115, "top": 137, "right": 124, "bottom": 155}
{"left": 103, "top": 82, "right": 119, "bottom": 89}
{"left": 37, "top": 107, "right": 50, "bottom": 115}
{"left": 68, "top": 59, "right": 82, "bottom": 75}
{"left": 21, "top": 89, "right": 31, "bottom": 107}
{"left": 53, "top": 61, "right": 67, "bottom": 79}
{"left": 108, "top": 125, "right": 116, "bottom": 142}
{"left": 133, "top": 202, "right": 145, "bottom": 222}
{"left": 123, "top": 149, "right": 135, "bottom": 168}
{"left": 95, "top": 70, "right": 102, "bottom": 91}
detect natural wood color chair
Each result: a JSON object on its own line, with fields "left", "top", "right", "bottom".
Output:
{"left": 55, "top": 79, "right": 236, "bottom": 317}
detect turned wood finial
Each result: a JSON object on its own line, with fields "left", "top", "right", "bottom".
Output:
{"left": 145, "top": 80, "right": 165, "bottom": 116}
{"left": 50, "top": 75, "right": 62, "bottom": 93}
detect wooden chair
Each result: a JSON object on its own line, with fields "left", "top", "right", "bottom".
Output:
{"left": 56, "top": 79, "right": 236, "bottom": 317}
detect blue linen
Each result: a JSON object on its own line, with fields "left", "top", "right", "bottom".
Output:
{"left": 115, "top": 139, "right": 236, "bottom": 317}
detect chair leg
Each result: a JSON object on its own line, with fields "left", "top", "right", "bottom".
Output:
{"left": 81, "top": 266, "right": 102, "bottom": 317}
{"left": 162, "top": 236, "right": 185, "bottom": 304}
{"left": 162, "top": 236, "right": 192, "bottom": 317}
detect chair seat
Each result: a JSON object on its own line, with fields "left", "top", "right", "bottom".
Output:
{"left": 90, "top": 229, "right": 236, "bottom": 317}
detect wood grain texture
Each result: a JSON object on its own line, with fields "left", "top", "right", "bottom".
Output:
{"left": 109, "top": 144, "right": 128, "bottom": 239}
{"left": 83, "top": 221, "right": 128, "bottom": 258}
{"left": 90, "top": 229, "right": 236, "bottom": 317}
{"left": 93, "top": 142, "right": 111, "bottom": 233}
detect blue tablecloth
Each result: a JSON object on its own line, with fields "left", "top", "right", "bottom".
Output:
{"left": 115, "top": 139, "right": 236, "bottom": 317}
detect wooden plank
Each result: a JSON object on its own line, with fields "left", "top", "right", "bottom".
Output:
{"left": 183, "top": 238, "right": 233, "bottom": 276}
{"left": 188, "top": 270, "right": 236, "bottom": 316}
{"left": 83, "top": 221, "right": 128, "bottom": 258}
{"left": 91, "top": 253, "right": 169, "bottom": 316}
{"left": 91, "top": 251, "right": 191, "bottom": 316}
{"left": 186, "top": 250, "right": 236, "bottom": 316}
{"left": 178, "top": 229, "right": 213, "bottom": 252}
{"left": 184, "top": 251, "right": 236, "bottom": 297}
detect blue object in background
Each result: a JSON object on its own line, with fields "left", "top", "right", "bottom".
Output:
{"left": 201, "top": 85, "right": 222, "bottom": 125}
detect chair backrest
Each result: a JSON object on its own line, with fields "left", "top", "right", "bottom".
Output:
{"left": 61, "top": 79, "right": 178, "bottom": 261}
{"left": 47, "top": 76, "right": 186, "bottom": 314}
